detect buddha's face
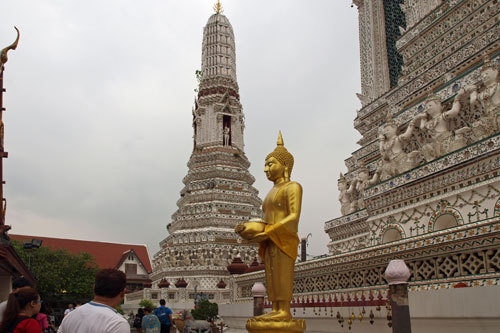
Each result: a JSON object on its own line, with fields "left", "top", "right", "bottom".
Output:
{"left": 481, "top": 67, "right": 498, "bottom": 85}
{"left": 265, "top": 157, "right": 285, "bottom": 182}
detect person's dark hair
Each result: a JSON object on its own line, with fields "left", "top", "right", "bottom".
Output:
{"left": 159, "top": 299, "right": 166, "bottom": 306}
{"left": 144, "top": 305, "right": 154, "bottom": 313}
{"left": 137, "top": 308, "right": 144, "bottom": 316}
{"left": 40, "top": 302, "right": 51, "bottom": 315}
{"left": 94, "top": 269, "right": 126, "bottom": 298}
{"left": 0, "top": 287, "right": 39, "bottom": 332}
{"left": 12, "top": 277, "right": 32, "bottom": 290}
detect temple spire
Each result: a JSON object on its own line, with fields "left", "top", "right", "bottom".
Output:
{"left": 213, "top": 0, "right": 223, "bottom": 14}
{"left": 277, "top": 131, "right": 284, "bottom": 146}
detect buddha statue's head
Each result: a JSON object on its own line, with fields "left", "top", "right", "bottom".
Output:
{"left": 265, "top": 131, "right": 294, "bottom": 182}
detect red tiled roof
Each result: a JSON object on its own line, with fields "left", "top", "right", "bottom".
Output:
{"left": 9, "top": 234, "right": 152, "bottom": 273}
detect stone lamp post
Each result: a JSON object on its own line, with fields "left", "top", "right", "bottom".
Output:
{"left": 384, "top": 259, "right": 412, "bottom": 333}
{"left": 251, "top": 282, "right": 266, "bottom": 316}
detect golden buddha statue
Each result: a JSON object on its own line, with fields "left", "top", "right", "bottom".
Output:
{"left": 237, "top": 132, "right": 305, "bottom": 333}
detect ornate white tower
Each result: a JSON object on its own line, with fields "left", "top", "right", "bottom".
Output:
{"left": 150, "top": 3, "right": 263, "bottom": 300}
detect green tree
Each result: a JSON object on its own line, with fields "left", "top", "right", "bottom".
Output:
{"left": 116, "top": 304, "right": 124, "bottom": 315}
{"left": 139, "top": 299, "right": 155, "bottom": 309}
{"left": 12, "top": 240, "right": 99, "bottom": 301}
{"left": 191, "top": 299, "right": 218, "bottom": 322}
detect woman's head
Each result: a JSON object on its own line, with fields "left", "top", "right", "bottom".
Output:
{"left": 12, "top": 287, "right": 41, "bottom": 314}
{"left": 0, "top": 287, "right": 41, "bottom": 331}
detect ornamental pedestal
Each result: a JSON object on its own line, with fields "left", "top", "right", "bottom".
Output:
{"left": 246, "top": 318, "right": 306, "bottom": 333}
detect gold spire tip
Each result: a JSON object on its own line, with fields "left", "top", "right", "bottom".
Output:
{"left": 277, "top": 131, "right": 284, "bottom": 146}
{"left": 214, "top": 0, "right": 223, "bottom": 14}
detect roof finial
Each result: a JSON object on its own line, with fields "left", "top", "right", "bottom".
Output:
{"left": 0, "top": 27, "right": 20, "bottom": 73}
{"left": 214, "top": 0, "right": 223, "bottom": 14}
{"left": 277, "top": 131, "right": 284, "bottom": 146}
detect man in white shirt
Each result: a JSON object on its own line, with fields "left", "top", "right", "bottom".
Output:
{"left": 58, "top": 269, "right": 129, "bottom": 333}
{"left": 63, "top": 303, "right": 74, "bottom": 317}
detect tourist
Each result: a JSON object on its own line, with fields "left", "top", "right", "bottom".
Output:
{"left": 141, "top": 305, "right": 160, "bottom": 333}
{"left": 57, "top": 269, "right": 129, "bottom": 332}
{"left": 0, "top": 276, "right": 33, "bottom": 322}
{"left": 154, "top": 299, "right": 172, "bottom": 333}
{"left": 62, "top": 303, "right": 73, "bottom": 317}
{"left": 134, "top": 308, "right": 144, "bottom": 332}
{"left": 36, "top": 303, "right": 56, "bottom": 333}
{"left": 0, "top": 287, "right": 42, "bottom": 332}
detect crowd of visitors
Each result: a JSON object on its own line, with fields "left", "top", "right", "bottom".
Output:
{"left": 132, "top": 299, "right": 173, "bottom": 333}
{"left": 0, "top": 270, "right": 174, "bottom": 333}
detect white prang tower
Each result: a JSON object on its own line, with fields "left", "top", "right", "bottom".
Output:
{"left": 150, "top": 2, "right": 263, "bottom": 301}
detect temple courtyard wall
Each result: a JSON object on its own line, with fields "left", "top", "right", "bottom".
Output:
{"left": 218, "top": 285, "right": 500, "bottom": 333}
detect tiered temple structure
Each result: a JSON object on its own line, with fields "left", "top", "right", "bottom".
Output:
{"left": 326, "top": 0, "right": 500, "bottom": 255}
{"left": 147, "top": 4, "right": 263, "bottom": 303}
{"left": 128, "top": 2, "right": 500, "bottom": 331}
{"left": 228, "top": 1, "right": 500, "bottom": 332}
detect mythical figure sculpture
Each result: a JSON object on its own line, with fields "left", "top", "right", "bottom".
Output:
{"left": 415, "top": 89, "right": 466, "bottom": 161}
{"left": 378, "top": 116, "right": 420, "bottom": 180}
{"left": 338, "top": 173, "right": 356, "bottom": 215}
{"left": 169, "top": 250, "right": 177, "bottom": 267}
{"left": 235, "top": 132, "right": 305, "bottom": 332}
{"left": 182, "top": 249, "right": 191, "bottom": 266}
{"left": 469, "top": 56, "right": 500, "bottom": 139}
{"left": 354, "top": 163, "right": 379, "bottom": 209}
{"left": 223, "top": 126, "right": 230, "bottom": 146}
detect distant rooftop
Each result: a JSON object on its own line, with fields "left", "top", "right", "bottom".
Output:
{"left": 9, "top": 234, "right": 152, "bottom": 273}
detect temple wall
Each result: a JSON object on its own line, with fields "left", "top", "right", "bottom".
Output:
{"left": 219, "top": 286, "right": 500, "bottom": 333}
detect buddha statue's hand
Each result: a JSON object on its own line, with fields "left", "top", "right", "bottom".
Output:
{"left": 234, "top": 224, "right": 246, "bottom": 234}
{"left": 251, "top": 232, "right": 269, "bottom": 243}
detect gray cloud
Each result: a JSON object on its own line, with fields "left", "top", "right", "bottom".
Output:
{"left": 1, "top": 0, "right": 361, "bottom": 259}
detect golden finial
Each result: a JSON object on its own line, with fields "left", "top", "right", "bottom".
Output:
{"left": 0, "top": 27, "right": 20, "bottom": 72}
{"left": 277, "top": 130, "right": 284, "bottom": 146}
{"left": 213, "top": 0, "right": 223, "bottom": 14}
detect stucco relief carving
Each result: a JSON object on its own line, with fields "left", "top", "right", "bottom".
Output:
{"left": 355, "top": 0, "right": 390, "bottom": 105}
{"left": 414, "top": 89, "right": 468, "bottom": 162}
{"left": 337, "top": 162, "right": 380, "bottom": 213}
{"left": 468, "top": 56, "right": 500, "bottom": 140}
{"left": 338, "top": 173, "right": 356, "bottom": 215}
{"left": 401, "top": 0, "right": 442, "bottom": 32}
{"left": 378, "top": 115, "right": 420, "bottom": 180}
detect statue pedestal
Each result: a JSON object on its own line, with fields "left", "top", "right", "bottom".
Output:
{"left": 246, "top": 317, "right": 306, "bottom": 333}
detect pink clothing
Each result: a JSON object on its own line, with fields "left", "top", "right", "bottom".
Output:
{"left": 35, "top": 313, "right": 49, "bottom": 329}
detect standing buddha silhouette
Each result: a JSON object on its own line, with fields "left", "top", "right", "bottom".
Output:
{"left": 236, "top": 132, "right": 306, "bottom": 333}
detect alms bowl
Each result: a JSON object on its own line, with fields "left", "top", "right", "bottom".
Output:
{"left": 235, "top": 218, "right": 267, "bottom": 240}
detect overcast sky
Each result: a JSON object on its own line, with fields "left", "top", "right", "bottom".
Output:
{"left": 0, "top": 0, "right": 361, "bottom": 260}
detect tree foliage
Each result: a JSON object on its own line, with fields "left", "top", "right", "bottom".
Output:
{"left": 191, "top": 299, "right": 218, "bottom": 322}
{"left": 12, "top": 240, "right": 99, "bottom": 301}
{"left": 116, "top": 304, "right": 124, "bottom": 315}
{"left": 139, "top": 299, "right": 155, "bottom": 309}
